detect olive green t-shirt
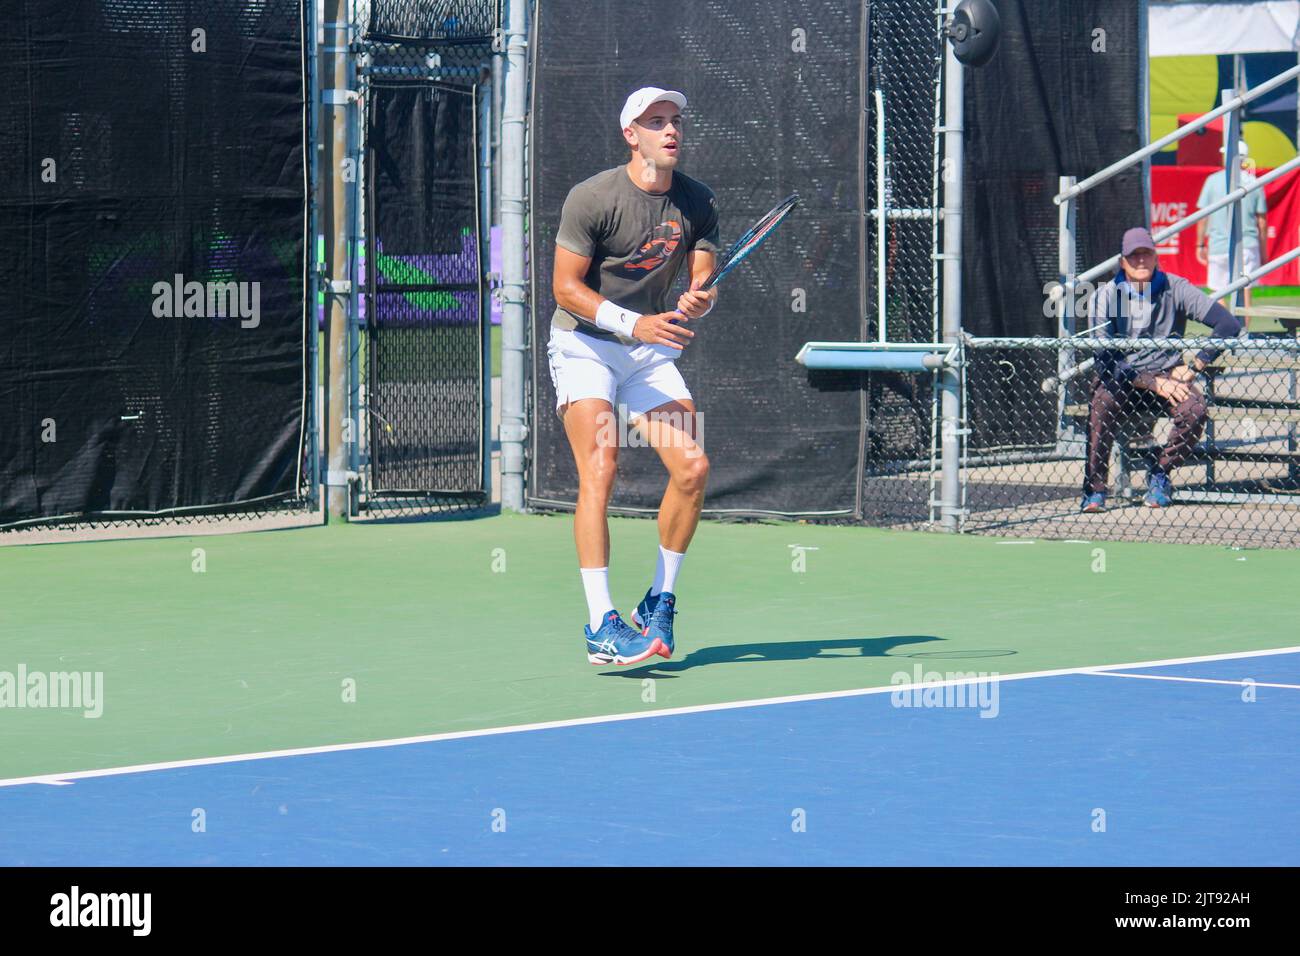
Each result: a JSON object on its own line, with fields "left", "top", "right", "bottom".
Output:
{"left": 552, "top": 166, "right": 720, "bottom": 345}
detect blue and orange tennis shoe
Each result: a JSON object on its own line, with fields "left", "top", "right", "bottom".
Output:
{"left": 632, "top": 589, "right": 677, "bottom": 659}
{"left": 1144, "top": 471, "right": 1173, "bottom": 508}
{"left": 1080, "top": 491, "right": 1106, "bottom": 513}
{"left": 585, "top": 610, "right": 662, "bottom": 665}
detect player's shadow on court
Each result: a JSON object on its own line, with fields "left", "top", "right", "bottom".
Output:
{"left": 603, "top": 635, "right": 946, "bottom": 678}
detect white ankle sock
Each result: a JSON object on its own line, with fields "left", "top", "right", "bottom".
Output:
{"left": 652, "top": 546, "right": 685, "bottom": 596}
{"left": 580, "top": 567, "right": 614, "bottom": 632}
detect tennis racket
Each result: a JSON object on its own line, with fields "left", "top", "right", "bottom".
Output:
{"left": 699, "top": 193, "right": 800, "bottom": 291}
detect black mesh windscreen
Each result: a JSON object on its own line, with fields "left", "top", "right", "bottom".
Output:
{"left": 961, "top": 0, "right": 1143, "bottom": 455}
{"left": 962, "top": 0, "right": 1143, "bottom": 340}
{"left": 365, "top": 82, "right": 483, "bottom": 493}
{"left": 529, "top": 0, "right": 865, "bottom": 517}
{"left": 0, "top": 0, "right": 308, "bottom": 525}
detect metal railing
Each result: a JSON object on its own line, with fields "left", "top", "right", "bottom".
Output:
{"left": 1065, "top": 156, "right": 1300, "bottom": 291}
{"left": 1054, "top": 64, "right": 1300, "bottom": 207}
{"left": 1054, "top": 62, "right": 1300, "bottom": 335}
{"left": 1046, "top": 64, "right": 1300, "bottom": 488}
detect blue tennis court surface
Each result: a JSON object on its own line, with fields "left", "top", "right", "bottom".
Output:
{"left": 3, "top": 652, "right": 1296, "bottom": 866}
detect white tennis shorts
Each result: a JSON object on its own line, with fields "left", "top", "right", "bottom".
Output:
{"left": 546, "top": 326, "right": 692, "bottom": 419}
{"left": 1207, "top": 244, "right": 1261, "bottom": 290}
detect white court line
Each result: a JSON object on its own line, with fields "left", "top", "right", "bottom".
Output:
{"left": 1, "top": 644, "right": 1297, "bottom": 789}
{"left": 1086, "top": 671, "right": 1300, "bottom": 690}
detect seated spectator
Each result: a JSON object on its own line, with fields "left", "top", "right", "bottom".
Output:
{"left": 1081, "top": 227, "right": 1243, "bottom": 512}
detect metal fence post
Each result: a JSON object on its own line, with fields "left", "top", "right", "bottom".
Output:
{"left": 499, "top": 0, "right": 528, "bottom": 512}
{"left": 478, "top": 77, "right": 494, "bottom": 501}
{"left": 939, "top": 42, "right": 964, "bottom": 532}
{"left": 875, "top": 88, "right": 887, "bottom": 343}
{"left": 306, "top": 0, "right": 321, "bottom": 510}
{"left": 1058, "top": 177, "right": 1077, "bottom": 340}
{"left": 346, "top": 23, "right": 362, "bottom": 517}
{"left": 1058, "top": 176, "right": 1078, "bottom": 454}
{"left": 322, "top": 0, "right": 353, "bottom": 519}
{"left": 1224, "top": 89, "right": 1244, "bottom": 314}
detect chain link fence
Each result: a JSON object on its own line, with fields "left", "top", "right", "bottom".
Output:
{"left": 363, "top": 0, "right": 500, "bottom": 43}
{"left": 960, "top": 335, "right": 1300, "bottom": 547}
{"left": 0, "top": 488, "right": 320, "bottom": 544}
{"left": 350, "top": 0, "right": 499, "bottom": 522}
{"left": 860, "top": 0, "right": 945, "bottom": 527}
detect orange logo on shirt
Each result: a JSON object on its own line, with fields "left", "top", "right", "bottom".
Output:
{"left": 621, "top": 220, "right": 681, "bottom": 274}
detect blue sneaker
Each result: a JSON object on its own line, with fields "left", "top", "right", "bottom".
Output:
{"left": 1080, "top": 491, "right": 1107, "bottom": 513}
{"left": 585, "top": 610, "right": 662, "bottom": 666}
{"left": 631, "top": 589, "right": 657, "bottom": 633}
{"left": 1144, "top": 471, "right": 1173, "bottom": 508}
{"left": 632, "top": 589, "right": 676, "bottom": 659}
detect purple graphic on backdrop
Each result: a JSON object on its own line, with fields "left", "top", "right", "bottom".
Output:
{"left": 316, "top": 229, "right": 498, "bottom": 329}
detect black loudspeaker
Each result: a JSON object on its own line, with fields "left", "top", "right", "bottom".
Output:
{"left": 947, "top": 0, "right": 1001, "bottom": 67}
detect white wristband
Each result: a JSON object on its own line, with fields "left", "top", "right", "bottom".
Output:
{"left": 594, "top": 299, "right": 641, "bottom": 336}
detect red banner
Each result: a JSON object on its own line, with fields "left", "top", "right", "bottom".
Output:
{"left": 1150, "top": 165, "right": 1300, "bottom": 287}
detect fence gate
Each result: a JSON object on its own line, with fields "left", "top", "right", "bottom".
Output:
{"left": 359, "top": 77, "right": 488, "bottom": 516}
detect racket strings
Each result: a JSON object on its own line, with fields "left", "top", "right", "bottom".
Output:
{"left": 704, "top": 195, "right": 800, "bottom": 289}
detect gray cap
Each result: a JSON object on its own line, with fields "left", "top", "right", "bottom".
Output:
{"left": 1121, "top": 227, "right": 1156, "bottom": 257}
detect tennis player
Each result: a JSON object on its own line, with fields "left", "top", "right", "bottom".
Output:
{"left": 548, "top": 86, "right": 720, "bottom": 665}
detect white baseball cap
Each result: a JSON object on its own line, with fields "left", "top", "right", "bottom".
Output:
{"left": 1219, "top": 139, "right": 1249, "bottom": 157}
{"left": 619, "top": 87, "right": 688, "bottom": 131}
